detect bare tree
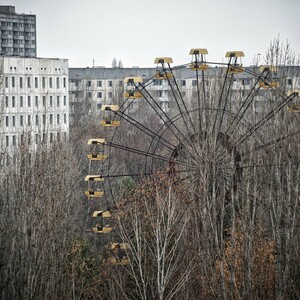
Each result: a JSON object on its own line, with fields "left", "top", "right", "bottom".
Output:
{"left": 112, "top": 58, "right": 117, "bottom": 68}
{"left": 112, "top": 174, "right": 194, "bottom": 300}
{"left": 0, "top": 139, "right": 84, "bottom": 299}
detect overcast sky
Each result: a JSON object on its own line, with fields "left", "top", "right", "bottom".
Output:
{"left": 3, "top": 0, "right": 300, "bottom": 68}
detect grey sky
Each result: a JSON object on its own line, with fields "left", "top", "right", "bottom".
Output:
{"left": 3, "top": 0, "right": 300, "bottom": 67}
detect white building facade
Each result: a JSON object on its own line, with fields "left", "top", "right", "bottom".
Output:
{"left": 68, "top": 65, "right": 300, "bottom": 127}
{"left": 69, "top": 67, "right": 175, "bottom": 124}
{"left": 0, "top": 56, "right": 69, "bottom": 162}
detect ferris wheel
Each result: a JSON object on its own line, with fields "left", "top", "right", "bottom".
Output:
{"left": 84, "top": 49, "right": 299, "bottom": 263}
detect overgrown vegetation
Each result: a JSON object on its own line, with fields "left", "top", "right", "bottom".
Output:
{"left": 1, "top": 38, "right": 300, "bottom": 299}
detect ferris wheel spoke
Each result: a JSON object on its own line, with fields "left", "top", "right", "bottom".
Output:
{"left": 225, "top": 78, "right": 262, "bottom": 136}
{"left": 164, "top": 63, "right": 197, "bottom": 135}
{"left": 242, "top": 131, "right": 300, "bottom": 157}
{"left": 139, "top": 85, "right": 188, "bottom": 142}
{"left": 189, "top": 49, "right": 210, "bottom": 132}
{"left": 101, "top": 167, "right": 198, "bottom": 180}
{"left": 212, "top": 56, "right": 237, "bottom": 136}
{"left": 234, "top": 92, "right": 297, "bottom": 149}
{"left": 113, "top": 108, "right": 196, "bottom": 171}
{"left": 107, "top": 141, "right": 193, "bottom": 170}
{"left": 139, "top": 86, "right": 200, "bottom": 161}
{"left": 216, "top": 78, "right": 236, "bottom": 138}
{"left": 217, "top": 136, "right": 298, "bottom": 170}
{"left": 212, "top": 70, "right": 230, "bottom": 136}
{"left": 115, "top": 110, "right": 176, "bottom": 151}
{"left": 108, "top": 142, "right": 170, "bottom": 162}
{"left": 216, "top": 92, "right": 298, "bottom": 165}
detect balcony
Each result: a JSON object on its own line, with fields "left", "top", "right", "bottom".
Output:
{"left": 1, "top": 25, "right": 13, "bottom": 31}
{"left": 1, "top": 41, "right": 13, "bottom": 47}
{"left": 24, "top": 35, "right": 35, "bottom": 41}
{"left": 1, "top": 49, "right": 13, "bottom": 55}
{"left": 13, "top": 43, "right": 24, "bottom": 48}
{"left": 1, "top": 33, "right": 13, "bottom": 38}
{"left": 24, "top": 27, "right": 35, "bottom": 33}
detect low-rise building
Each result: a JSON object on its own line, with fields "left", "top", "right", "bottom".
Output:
{"left": 69, "top": 64, "right": 300, "bottom": 126}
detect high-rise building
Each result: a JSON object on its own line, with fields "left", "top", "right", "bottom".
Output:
{"left": 0, "top": 5, "right": 37, "bottom": 57}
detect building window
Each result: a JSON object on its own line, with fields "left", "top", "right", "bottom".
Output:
{"left": 12, "top": 116, "right": 15, "bottom": 127}
{"left": 97, "top": 80, "right": 102, "bottom": 87}
{"left": 6, "top": 116, "right": 9, "bottom": 127}
{"left": 27, "top": 77, "right": 31, "bottom": 88}
{"left": 192, "top": 80, "right": 197, "bottom": 86}
{"left": 12, "top": 135, "right": 16, "bottom": 146}
{"left": 12, "top": 96, "right": 15, "bottom": 107}
{"left": 63, "top": 95, "right": 66, "bottom": 106}
{"left": 63, "top": 77, "right": 66, "bottom": 88}
{"left": 57, "top": 96, "right": 60, "bottom": 107}
{"left": 35, "top": 77, "right": 38, "bottom": 88}
{"left": 157, "top": 91, "right": 163, "bottom": 97}
{"left": 50, "top": 96, "right": 53, "bottom": 107}
{"left": 12, "top": 76, "right": 15, "bottom": 88}
{"left": 241, "top": 79, "right": 251, "bottom": 85}
{"left": 43, "top": 96, "right": 46, "bottom": 107}
{"left": 50, "top": 133, "right": 53, "bottom": 143}
{"left": 56, "top": 77, "right": 60, "bottom": 89}
{"left": 43, "top": 114, "right": 46, "bottom": 125}
{"left": 42, "top": 77, "right": 45, "bottom": 88}
{"left": 108, "top": 80, "right": 113, "bottom": 87}
{"left": 5, "top": 96, "right": 8, "bottom": 108}
{"left": 50, "top": 114, "right": 53, "bottom": 125}
{"left": 97, "top": 92, "right": 102, "bottom": 98}
{"left": 88, "top": 92, "right": 92, "bottom": 98}
{"left": 35, "top": 96, "right": 38, "bottom": 107}
{"left": 49, "top": 77, "right": 53, "bottom": 88}
{"left": 287, "top": 78, "right": 292, "bottom": 85}
{"left": 35, "top": 115, "right": 38, "bottom": 125}
{"left": 43, "top": 133, "right": 46, "bottom": 143}
{"left": 20, "top": 77, "right": 23, "bottom": 88}
{"left": 6, "top": 136, "right": 9, "bottom": 147}
{"left": 97, "top": 103, "right": 102, "bottom": 109}
{"left": 20, "top": 115, "right": 23, "bottom": 126}
{"left": 108, "top": 92, "right": 112, "bottom": 98}
{"left": 20, "top": 96, "right": 23, "bottom": 107}
{"left": 35, "top": 134, "right": 39, "bottom": 144}
{"left": 181, "top": 80, "right": 186, "bottom": 86}
{"left": 27, "top": 96, "right": 31, "bottom": 107}
{"left": 57, "top": 114, "right": 60, "bottom": 125}
{"left": 154, "top": 80, "right": 162, "bottom": 86}
{"left": 87, "top": 80, "right": 91, "bottom": 87}
{"left": 57, "top": 132, "right": 60, "bottom": 140}
{"left": 5, "top": 77, "right": 8, "bottom": 88}
{"left": 28, "top": 115, "right": 31, "bottom": 126}
{"left": 64, "top": 114, "right": 67, "bottom": 124}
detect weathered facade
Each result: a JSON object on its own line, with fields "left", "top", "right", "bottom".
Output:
{"left": 0, "top": 56, "right": 69, "bottom": 164}
{"left": 0, "top": 5, "right": 37, "bottom": 57}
